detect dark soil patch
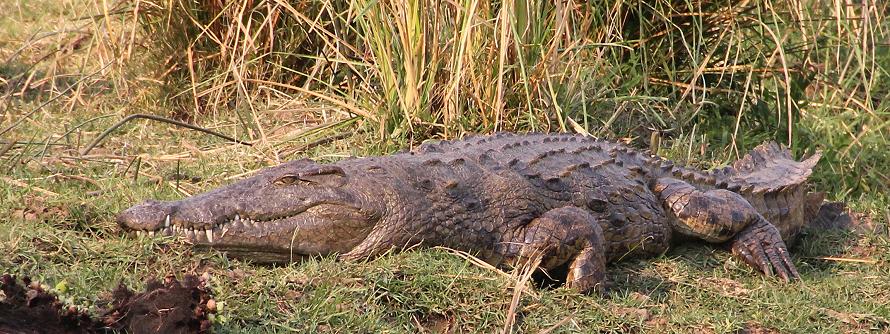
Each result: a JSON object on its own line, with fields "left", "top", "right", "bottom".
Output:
{"left": 0, "top": 274, "right": 214, "bottom": 334}
{"left": 0, "top": 274, "right": 98, "bottom": 334}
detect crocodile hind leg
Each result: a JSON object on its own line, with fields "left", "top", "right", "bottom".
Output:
{"left": 728, "top": 217, "right": 800, "bottom": 280}
{"left": 653, "top": 177, "right": 800, "bottom": 281}
{"left": 513, "top": 206, "right": 607, "bottom": 293}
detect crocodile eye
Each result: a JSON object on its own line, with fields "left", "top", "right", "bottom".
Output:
{"left": 273, "top": 175, "right": 302, "bottom": 186}
{"left": 272, "top": 167, "right": 346, "bottom": 187}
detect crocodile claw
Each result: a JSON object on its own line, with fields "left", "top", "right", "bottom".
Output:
{"left": 729, "top": 216, "right": 800, "bottom": 282}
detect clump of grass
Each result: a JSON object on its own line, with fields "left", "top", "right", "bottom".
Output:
{"left": 130, "top": 0, "right": 887, "bottom": 196}
{"left": 5, "top": 1, "right": 884, "bottom": 196}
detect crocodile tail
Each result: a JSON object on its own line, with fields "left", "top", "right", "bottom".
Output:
{"left": 714, "top": 142, "right": 822, "bottom": 243}
{"left": 724, "top": 142, "right": 821, "bottom": 193}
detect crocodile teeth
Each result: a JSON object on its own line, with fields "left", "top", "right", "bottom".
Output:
{"left": 135, "top": 214, "right": 261, "bottom": 242}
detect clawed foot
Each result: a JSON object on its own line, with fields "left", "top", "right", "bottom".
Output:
{"left": 565, "top": 248, "right": 608, "bottom": 295}
{"left": 523, "top": 206, "right": 609, "bottom": 295}
{"left": 729, "top": 217, "right": 800, "bottom": 282}
{"left": 565, "top": 273, "right": 608, "bottom": 296}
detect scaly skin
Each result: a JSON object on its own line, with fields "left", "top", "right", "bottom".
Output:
{"left": 117, "top": 133, "right": 822, "bottom": 292}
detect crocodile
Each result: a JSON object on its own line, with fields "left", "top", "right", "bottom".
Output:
{"left": 117, "top": 133, "right": 824, "bottom": 293}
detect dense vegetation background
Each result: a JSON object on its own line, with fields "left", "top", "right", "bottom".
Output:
{"left": 1, "top": 0, "right": 888, "bottom": 332}
{"left": 137, "top": 0, "right": 888, "bottom": 195}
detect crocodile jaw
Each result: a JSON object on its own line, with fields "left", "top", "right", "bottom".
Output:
{"left": 117, "top": 201, "right": 376, "bottom": 262}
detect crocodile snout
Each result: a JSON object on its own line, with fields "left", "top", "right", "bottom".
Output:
{"left": 117, "top": 200, "right": 175, "bottom": 232}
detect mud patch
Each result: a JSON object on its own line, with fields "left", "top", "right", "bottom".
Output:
{"left": 0, "top": 274, "right": 98, "bottom": 333}
{"left": 101, "top": 274, "right": 214, "bottom": 334}
{"left": 0, "top": 274, "right": 214, "bottom": 334}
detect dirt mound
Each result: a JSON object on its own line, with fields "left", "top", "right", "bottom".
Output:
{"left": 0, "top": 274, "right": 214, "bottom": 334}
{"left": 102, "top": 274, "right": 214, "bottom": 333}
{"left": 0, "top": 274, "right": 98, "bottom": 334}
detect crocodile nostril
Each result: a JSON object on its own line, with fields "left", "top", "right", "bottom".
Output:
{"left": 115, "top": 211, "right": 135, "bottom": 228}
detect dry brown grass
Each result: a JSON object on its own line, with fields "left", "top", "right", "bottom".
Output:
{"left": 0, "top": 4, "right": 888, "bottom": 330}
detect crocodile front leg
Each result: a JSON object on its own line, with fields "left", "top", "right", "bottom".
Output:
{"left": 653, "top": 178, "right": 800, "bottom": 281}
{"left": 512, "top": 206, "right": 607, "bottom": 293}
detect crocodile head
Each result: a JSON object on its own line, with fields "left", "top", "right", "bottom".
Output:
{"left": 116, "top": 159, "right": 384, "bottom": 262}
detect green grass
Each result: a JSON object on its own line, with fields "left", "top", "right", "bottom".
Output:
{"left": 1, "top": 165, "right": 888, "bottom": 332}
{"left": 1, "top": 0, "right": 889, "bottom": 332}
